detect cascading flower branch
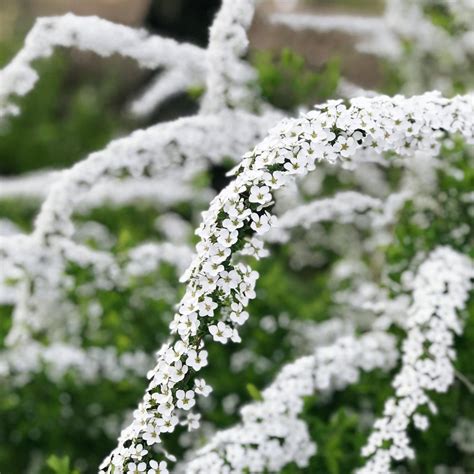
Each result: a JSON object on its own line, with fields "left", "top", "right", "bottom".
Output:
{"left": 100, "top": 91, "right": 474, "bottom": 473}
{"left": 358, "top": 247, "right": 474, "bottom": 474}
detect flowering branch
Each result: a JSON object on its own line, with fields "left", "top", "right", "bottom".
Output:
{"left": 359, "top": 247, "right": 474, "bottom": 473}
{"left": 100, "top": 92, "right": 474, "bottom": 472}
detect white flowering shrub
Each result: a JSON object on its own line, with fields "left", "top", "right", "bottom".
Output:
{"left": 0, "top": 0, "right": 473, "bottom": 473}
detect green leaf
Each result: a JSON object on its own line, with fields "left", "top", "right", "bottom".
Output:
{"left": 246, "top": 383, "right": 263, "bottom": 401}
{"left": 46, "top": 455, "right": 79, "bottom": 474}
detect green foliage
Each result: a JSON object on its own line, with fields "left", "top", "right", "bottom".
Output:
{"left": 386, "top": 140, "right": 474, "bottom": 281}
{"left": 246, "top": 383, "right": 263, "bottom": 401}
{"left": 0, "top": 43, "right": 126, "bottom": 175}
{"left": 47, "top": 455, "right": 79, "bottom": 474}
{"left": 253, "top": 48, "right": 340, "bottom": 110}
{"left": 424, "top": 2, "right": 459, "bottom": 34}
{"left": 187, "top": 85, "right": 205, "bottom": 101}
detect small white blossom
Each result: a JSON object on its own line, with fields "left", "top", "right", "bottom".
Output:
{"left": 194, "top": 378, "right": 212, "bottom": 397}
{"left": 249, "top": 185, "right": 272, "bottom": 205}
{"left": 185, "top": 413, "right": 201, "bottom": 431}
{"left": 128, "top": 462, "right": 147, "bottom": 474}
{"left": 148, "top": 460, "right": 168, "bottom": 474}
{"left": 186, "top": 349, "right": 208, "bottom": 371}
{"left": 209, "top": 321, "right": 233, "bottom": 343}
{"left": 250, "top": 213, "right": 272, "bottom": 235}
{"left": 176, "top": 389, "right": 196, "bottom": 410}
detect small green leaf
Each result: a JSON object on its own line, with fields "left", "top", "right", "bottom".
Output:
{"left": 47, "top": 455, "right": 79, "bottom": 474}
{"left": 246, "top": 383, "right": 263, "bottom": 401}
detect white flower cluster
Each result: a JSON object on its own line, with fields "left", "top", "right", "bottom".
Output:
{"left": 101, "top": 92, "right": 474, "bottom": 471}
{"left": 0, "top": 1, "right": 263, "bottom": 120}
{"left": 332, "top": 266, "right": 411, "bottom": 332}
{"left": 271, "top": 12, "right": 397, "bottom": 58}
{"left": 288, "top": 316, "right": 355, "bottom": 355}
{"left": 32, "top": 111, "right": 280, "bottom": 242}
{"left": 125, "top": 243, "right": 194, "bottom": 279}
{"left": 381, "top": 0, "right": 474, "bottom": 93}
{"left": 0, "top": 170, "right": 214, "bottom": 212}
{"left": 185, "top": 331, "right": 398, "bottom": 474}
{"left": 359, "top": 247, "right": 474, "bottom": 474}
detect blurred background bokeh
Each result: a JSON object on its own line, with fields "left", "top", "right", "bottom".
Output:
{"left": 0, "top": 0, "right": 387, "bottom": 176}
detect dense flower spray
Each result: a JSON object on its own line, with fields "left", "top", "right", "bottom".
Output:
{"left": 0, "top": 0, "right": 473, "bottom": 472}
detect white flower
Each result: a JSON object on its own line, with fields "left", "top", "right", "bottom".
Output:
{"left": 249, "top": 185, "right": 272, "bottom": 205}
{"left": 143, "top": 424, "right": 161, "bottom": 446}
{"left": 158, "top": 415, "right": 179, "bottom": 433}
{"left": 129, "top": 444, "right": 148, "bottom": 459}
{"left": 186, "top": 349, "right": 208, "bottom": 371}
{"left": 186, "top": 413, "right": 201, "bottom": 431}
{"left": 156, "top": 397, "right": 174, "bottom": 417}
{"left": 413, "top": 414, "right": 429, "bottom": 431}
{"left": 209, "top": 321, "right": 233, "bottom": 343}
{"left": 332, "top": 136, "right": 358, "bottom": 158}
{"left": 202, "top": 260, "right": 224, "bottom": 276}
{"left": 128, "top": 462, "right": 147, "bottom": 473}
{"left": 177, "top": 312, "right": 200, "bottom": 337}
{"left": 217, "top": 269, "right": 241, "bottom": 293}
{"left": 250, "top": 213, "right": 272, "bottom": 235}
{"left": 217, "top": 228, "right": 239, "bottom": 248}
{"left": 168, "top": 360, "right": 188, "bottom": 383}
{"left": 151, "top": 391, "right": 171, "bottom": 405}
{"left": 148, "top": 460, "right": 168, "bottom": 474}
{"left": 222, "top": 216, "right": 244, "bottom": 231}
{"left": 283, "top": 156, "right": 306, "bottom": 175}
{"left": 262, "top": 170, "right": 288, "bottom": 189}
{"left": 230, "top": 309, "right": 249, "bottom": 325}
{"left": 176, "top": 389, "right": 196, "bottom": 410}
{"left": 240, "top": 237, "right": 268, "bottom": 259}
{"left": 195, "top": 378, "right": 212, "bottom": 396}
{"left": 198, "top": 296, "right": 218, "bottom": 317}
{"left": 230, "top": 328, "right": 241, "bottom": 343}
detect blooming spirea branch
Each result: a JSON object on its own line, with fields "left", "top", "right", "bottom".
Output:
{"left": 100, "top": 92, "right": 474, "bottom": 472}
{"left": 359, "top": 247, "right": 474, "bottom": 473}
{"left": 0, "top": 0, "right": 282, "bottom": 382}
{"left": 0, "top": 342, "right": 153, "bottom": 387}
